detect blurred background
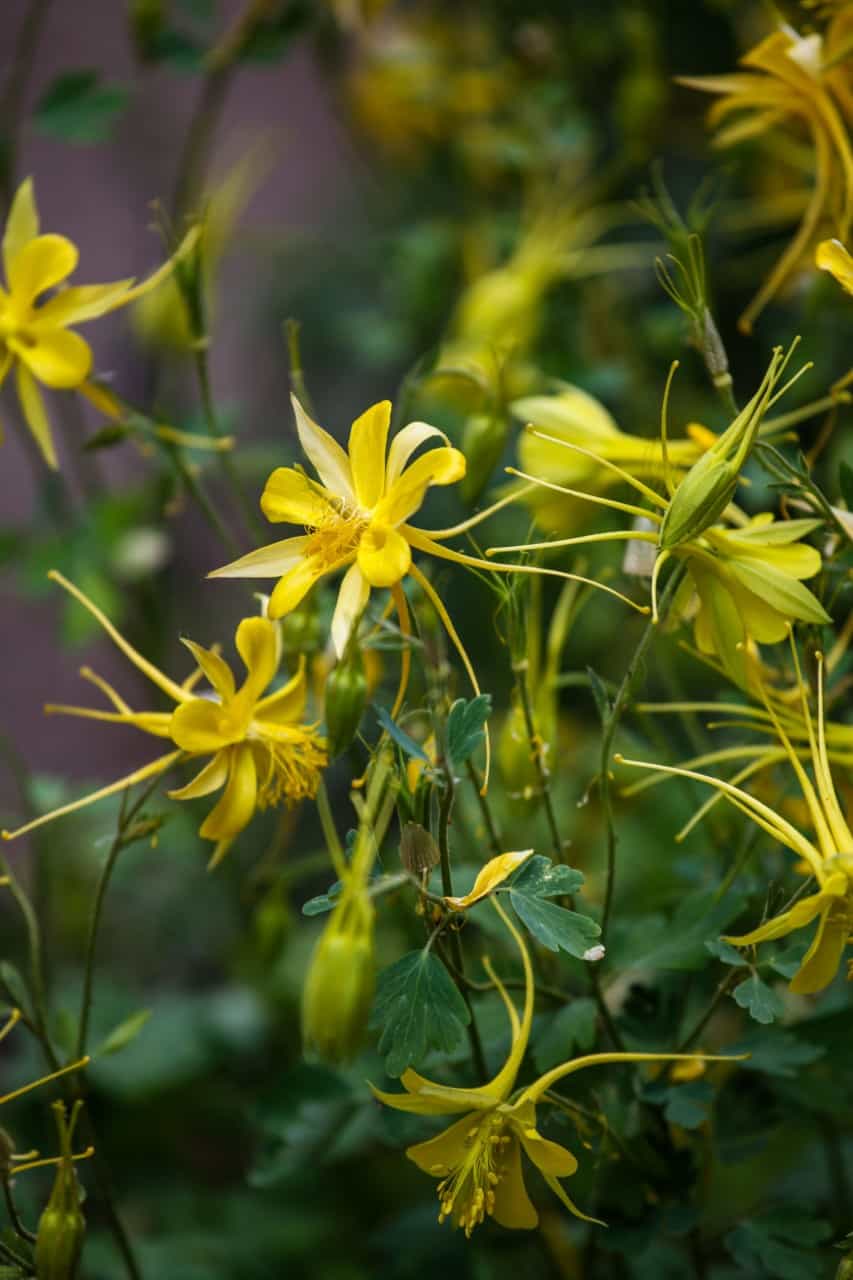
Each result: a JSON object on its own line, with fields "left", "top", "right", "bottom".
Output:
{"left": 1, "top": 2, "right": 852, "bottom": 1277}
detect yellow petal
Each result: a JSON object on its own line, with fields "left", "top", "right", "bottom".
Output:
{"left": 816, "top": 238, "right": 853, "bottom": 294}
{"left": 723, "top": 888, "right": 834, "bottom": 948}
{"left": 512, "top": 1106, "right": 578, "bottom": 1178}
{"left": 180, "top": 638, "right": 236, "bottom": 701}
{"left": 15, "top": 362, "right": 57, "bottom": 467}
{"left": 357, "top": 524, "right": 411, "bottom": 588}
{"left": 208, "top": 535, "right": 311, "bottom": 580}
{"left": 260, "top": 466, "right": 335, "bottom": 526}
{"left": 348, "top": 399, "right": 391, "bottom": 508}
{"left": 790, "top": 915, "right": 849, "bottom": 994}
{"left": 2, "top": 178, "right": 39, "bottom": 279}
{"left": 406, "top": 1112, "right": 477, "bottom": 1173}
{"left": 170, "top": 698, "right": 231, "bottom": 753}
{"left": 12, "top": 328, "right": 92, "bottom": 389}
{"left": 491, "top": 1137, "right": 539, "bottom": 1230}
{"left": 168, "top": 750, "right": 230, "bottom": 800}
{"left": 726, "top": 559, "right": 831, "bottom": 626}
{"left": 291, "top": 393, "right": 354, "bottom": 501}
{"left": 31, "top": 281, "right": 135, "bottom": 329}
{"left": 386, "top": 421, "right": 452, "bottom": 489}
{"left": 331, "top": 562, "right": 370, "bottom": 657}
{"left": 269, "top": 557, "right": 326, "bottom": 620}
{"left": 234, "top": 616, "right": 278, "bottom": 699}
{"left": 444, "top": 850, "right": 534, "bottom": 910}
{"left": 369, "top": 1076, "right": 497, "bottom": 1116}
{"left": 7, "top": 234, "right": 78, "bottom": 304}
{"left": 255, "top": 660, "right": 307, "bottom": 723}
{"left": 542, "top": 1171, "right": 606, "bottom": 1226}
{"left": 375, "top": 447, "right": 466, "bottom": 526}
{"left": 199, "top": 744, "right": 257, "bottom": 840}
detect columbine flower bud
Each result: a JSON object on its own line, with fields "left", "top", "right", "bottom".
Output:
{"left": 34, "top": 1102, "right": 86, "bottom": 1280}
{"left": 279, "top": 594, "right": 324, "bottom": 662}
{"left": 658, "top": 344, "right": 805, "bottom": 552}
{"left": 302, "top": 886, "right": 375, "bottom": 1064}
{"left": 324, "top": 647, "right": 368, "bottom": 758}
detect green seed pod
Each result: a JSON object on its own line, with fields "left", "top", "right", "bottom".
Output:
{"left": 279, "top": 594, "right": 323, "bottom": 662}
{"left": 461, "top": 413, "right": 509, "bottom": 504}
{"left": 34, "top": 1103, "right": 86, "bottom": 1280}
{"left": 302, "top": 887, "right": 375, "bottom": 1064}
{"left": 325, "top": 647, "right": 368, "bottom": 757}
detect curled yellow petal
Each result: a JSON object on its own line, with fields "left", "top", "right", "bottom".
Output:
{"left": 444, "top": 850, "right": 534, "bottom": 910}
{"left": 816, "top": 238, "right": 853, "bottom": 293}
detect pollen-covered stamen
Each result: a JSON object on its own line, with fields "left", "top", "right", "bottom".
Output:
{"left": 432, "top": 1112, "right": 513, "bottom": 1236}
{"left": 304, "top": 503, "right": 369, "bottom": 572}
{"left": 250, "top": 725, "right": 327, "bottom": 808}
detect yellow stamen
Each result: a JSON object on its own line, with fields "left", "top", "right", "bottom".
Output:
{"left": 0, "top": 1056, "right": 90, "bottom": 1105}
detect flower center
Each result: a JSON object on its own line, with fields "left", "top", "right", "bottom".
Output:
{"left": 250, "top": 723, "right": 327, "bottom": 809}
{"left": 305, "top": 504, "right": 368, "bottom": 571}
{"left": 432, "top": 1111, "right": 512, "bottom": 1236}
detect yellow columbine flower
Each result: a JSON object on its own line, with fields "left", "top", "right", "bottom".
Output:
{"left": 210, "top": 396, "right": 645, "bottom": 775}
{"left": 816, "top": 236, "right": 853, "bottom": 291}
{"left": 0, "top": 178, "right": 197, "bottom": 468}
{"left": 1, "top": 572, "right": 326, "bottom": 868}
{"left": 679, "top": 17, "right": 853, "bottom": 332}
{"left": 372, "top": 894, "right": 742, "bottom": 1234}
{"left": 619, "top": 643, "right": 853, "bottom": 994}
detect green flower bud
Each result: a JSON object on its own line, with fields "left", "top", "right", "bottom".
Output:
{"left": 34, "top": 1103, "right": 86, "bottom": 1280}
{"left": 302, "top": 887, "right": 375, "bottom": 1064}
{"left": 324, "top": 648, "right": 368, "bottom": 757}
{"left": 659, "top": 342, "right": 806, "bottom": 552}
{"left": 279, "top": 594, "right": 323, "bottom": 661}
{"left": 461, "top": 413, "right": 509, "bottom": 504}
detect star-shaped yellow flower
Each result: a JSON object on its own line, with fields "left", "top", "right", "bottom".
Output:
{"left": 0, "top": 178, "right": 197, "bottom": 467}
{"left": 2, "top": 572, "right": 326, "bottom": 868}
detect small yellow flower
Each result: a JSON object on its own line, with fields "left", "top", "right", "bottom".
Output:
{"left": 816, "top": 236, "right": 853, "bottom": 291}
{"left": 372, "top": 897, "right": 743, "bottom": 1234}
{"left": 619, "top": 643, "right": 853, "bottom": 994}
{"left": 0, "top": 178, "right": 197, "bottom": 467}
{"left": 679, "top": 18, "right": 853, "bottom": 331}
{"left": 1, "top": 572, "right": 326, "bottom": 868}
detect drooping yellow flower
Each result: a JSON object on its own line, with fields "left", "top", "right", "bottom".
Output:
{"left": 0, "top": 178, "right": 197, "bottom": 467}
{"left": 1, "top": 572, "right": 326, "bottom": 868}
{"left": 619, "top": 642, "right": 853, "bottom": 994}
{"left": 372, "top": 892, "right": 743, "bottom": 1234}
{"left": 679, "top": 17, "right": 853, "bottom": 331}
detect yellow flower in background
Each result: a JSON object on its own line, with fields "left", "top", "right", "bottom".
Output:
{"left": 1, "top": 572, "right": 326, "bottom": 868}
{"left": 513, "top": 382, "right": 710, "bottom": 535}
{"left": 372, "top": 895, "right": 742, "bottom": 1234}
{"left": 679, "top": 17, "right": 853, "bottom": 332}
{"left": 619, "top": 643, "right": 853, "bottom": 994}
{"left": 816, "top": 236, "right": 853, "bottom": 291}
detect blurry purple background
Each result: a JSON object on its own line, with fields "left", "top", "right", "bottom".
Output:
{"left": 1, "top": 0, "right": 361, "bottom": 816}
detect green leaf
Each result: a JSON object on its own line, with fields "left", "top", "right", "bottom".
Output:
{"left": 705, "top": 938, "right": 748, "bottom": 966}
{"left": 732, "top": 973, "right": 784, "bottom": 1025}
{"left": 532, "top": 998, "right": 597, "bottom": 1072}
{"left": 447, "top": 695, "right": 492, "bottom": 770}
{"left": 96, "top": 1009, "right": 152, "bottom": 1057}
{"left": 725, "top": 1212, "right": 832, "bottom": 1280}
{"left": 35, "top": 71, "right": 130, "bottom": 145}
{"left": 731, "top": 1029, "right": 824, "bottom": 1078}
{"left": 370, "top": 949, "right": 470, "bottom": 1077}
{"left": 375, "top": 706, "right": 428, "bottom": 762}
{"left": 643, "top": 1079, "right": 714, "bottom": 1129}
{"left": 238, "top": 5, "right": 312, "bottom": 63}
{"left": 0, "top": 962, "right": 31, "bottom": 1019}
{"left": 507, "top": 855, "right": 599, "bottom": 957}
{"left": 586, "top": 666, "right": 611, "bottom": 723}
{"left": 613, "top": 889, "right": 746, "bottom": 973}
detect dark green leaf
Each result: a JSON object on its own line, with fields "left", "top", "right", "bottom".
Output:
{"left": 733, "top": 973, "right": 784, "bottom": 1025}
{"left": 508, "top": 854, "right": 584, "bottom": 899}
{"left": 587, "top": 666, "right": 611, "bottom": 723}
{"left": 726, "top": 1213, "right": 831, "bottom": 1280}
{"left": 96, "top": 1009, "right": 152, "bottom": 1057}
{"left": 0, "top": 962, "right": 31, "bottom": 1019}
{"left": 705, "top": 938, "right": 748, "bottom": 966}
{"left": 84, "top": 425, "right": 130, "bottom": 452}
{"left": 447, "top": 695, "right": 491, "bottom": 770}
{"left": 731, "top": 1029, "right": 824, "bottom": 1078}
{"left": 35, "top": 71, "right": 130, "bottom": 144}
{"left": 370, "top": 949, "right": 470, "bottom": 1077}
{"left": 532, "top": 998, "right": 597, "bottom": 1072}
{"left": 375, "top": 706, "right": 429, "bottom": 762}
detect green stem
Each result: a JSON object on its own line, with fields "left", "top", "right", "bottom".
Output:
{"left": 192, "top": 344, "right": 264, "bottom": 542}
{"left": 465, "top": 759, "right": 503, "bottom": 857}
{"left": 599, "top": 562, "right": 686, "bottom": 941}
{"left": 0, "top": 0, "right": 54, "bottom": 206}
{"left": 513, "top": 657, "right": 566, "bottom": 865}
